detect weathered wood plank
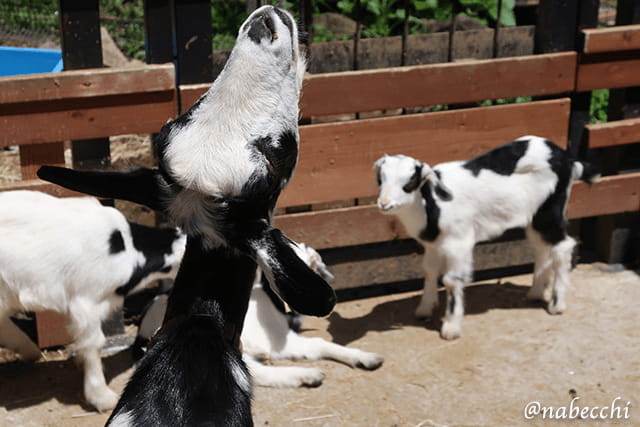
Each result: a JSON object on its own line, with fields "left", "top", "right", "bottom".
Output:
{"left": 329, "top": 239, "right": 534, "bottom": 290}
{"left": 179, "top": 83, "right": 211, "bottom": 112}
{"left": 279, "top": 98, "right": 571, "bottom": 208}
{"left": 583, "top": 24, "right": 640, "bottom": 54}
{"left": 276, "top": 172, "right": 640, "bottom": 250}
{"left": 568, "top": 172, "right": 640, "bottom": 218}
{"left": 300, "top": 52, "right": 576, "bottom": 117}
{"left": 36, "top": 311, "right": 72, "bottom": 348}
{"left": 586, "top": 117, "right": 640, "bottom": 148}
{"left": 577, "top": 58, "right": 640, "bottom": 91}
{"left": 19, "top": 143, "right": 65, "bottom": 180}
{"left": 0, "top": 179, "right": 89, "bottom": 197}
{"left": 0, "top": 92, "right": 177, "bottom": 147}
{"left": 0, "top": 64, "right": 175, "bottom": 105}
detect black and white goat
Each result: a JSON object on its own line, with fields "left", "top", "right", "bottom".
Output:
{"left": 0, "top": 190, "right": 185, "bottom": 412}
{"left": 374, "top": 136, "right": 599, "bottom": 340}
{"left": 37, "top": 5, "right": 335, "bottom": 319}
{"left": 133, "top": 243, "right": 384, "bottom": 389}
{"left": 38, "top": 6, "right": 335, "bottom": 425}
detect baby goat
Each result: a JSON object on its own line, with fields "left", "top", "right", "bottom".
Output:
{"left": 374, "top": 136, "right": 599, "bottom": 340}
{"left": 0, "top": 190, "right": 185, "bottom": 411}
{"left": 243, "top": 243, "right": 384, "bottom": 388}
{"left": 133, "top": 243, "right": 384, "bottom": 389}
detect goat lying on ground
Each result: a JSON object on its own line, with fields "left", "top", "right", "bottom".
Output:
{"left": 134, "top": 243, "right": 384, "bottom": 389}
{"left": 0, "top": 190, "right": 185, "bottom": 412}
{"left": 374, "top": 136, "right": 599, "bottom": 340}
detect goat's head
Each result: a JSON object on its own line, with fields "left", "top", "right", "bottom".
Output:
{"left": 232, "top": 6, "right": 306, "bottom": 92}
{"left": 374, "top": 154, "right": 452, "bottom": 214}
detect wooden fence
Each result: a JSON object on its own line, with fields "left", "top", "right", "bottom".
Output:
{"left": 0, "top": 0, "right": 639, "bottom": 347}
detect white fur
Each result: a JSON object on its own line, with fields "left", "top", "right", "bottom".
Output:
{"left": 164, "top": 6, "right": 305, "bottom": 199}
{"left": 376, "top": 136, "right": 580, "bottom": 340}
{"left": 0, "top": 191, "right": 185, "bottom": 412}
{"left": 241, "top": 243, "right": 384, "bottom": 387}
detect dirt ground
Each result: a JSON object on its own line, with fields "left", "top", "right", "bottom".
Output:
{"left": 1, "top": 263, "right": 638, "bottom": 426}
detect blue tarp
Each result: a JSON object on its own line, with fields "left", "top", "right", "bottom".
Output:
{"left": 0, "top": 46, "right": 63, "bottom": 77}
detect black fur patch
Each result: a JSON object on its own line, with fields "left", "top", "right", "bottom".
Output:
{"left": 432, "top": 169, "right": 452, "bottom": 200}
{"left": 247, "top": 13, "right": 274, "bottom": 44}
{"left": 402, "top": 165, "right": 423, "bottom": 193}
{"left": 418, "top": 181, "right": 441, "bottom": 242}
{"left": 274, "top": 8, "right": 293, "bottom": 36}
{"left": 531, "top": 140, "right": 571, "bottom": 245}
{"left": 115, "top": 223, "right": 181, "bottom": 296}
{"left": 106, "top": 299, "right": 253, "bottom": 427}
{"left": 109, "top": 230, "right": 125, "bottom": 254}
{"left": 448, "top": 293, "right": 456, "bottom": 315}
{"left": 250, "top": 130, "right": 299, "bottom": 186}
{"left": 463, "top": 138, "right": 529, "bottom": 177}
{"left": 37, "top": 166, "right": 168, "bottom": 211}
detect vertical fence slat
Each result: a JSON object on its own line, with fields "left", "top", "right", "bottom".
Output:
{"left": 144, "top": 0, "right": 175, "bottom": 64}
{"left": 174, "top": 0, "right": 213, "bottom": 91}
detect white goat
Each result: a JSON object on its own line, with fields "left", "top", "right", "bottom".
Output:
{"left": 134, "top": 243, "right": 384, "bottom": 389}
{"left": 374, "top": 136, "right": 599, "bottom": 340}
{"left": 0, "top": 191, "right": 185, "bottom": 411}
{"left": 242, "top": 242, "right": 384, "bottom": 388}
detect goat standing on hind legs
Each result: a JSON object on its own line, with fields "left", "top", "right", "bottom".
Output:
{"left": 39, "top": 6, "right": 335, "bottom": 425}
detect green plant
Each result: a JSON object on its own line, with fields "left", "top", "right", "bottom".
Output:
{"left": 590, "top": 89, "right": 609, "bottom": 123}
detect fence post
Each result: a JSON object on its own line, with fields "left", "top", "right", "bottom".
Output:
{"left": 144, "top": 0, "right": 175, "bottom": 64}
{"left": 595, "top": 0, "right": 640, "bottom": 263}
{"left": 58, "top": 0, "right": 111, "bottom": 171}
{"left": 174, "top": 0, "right": 213, "bottom": 102}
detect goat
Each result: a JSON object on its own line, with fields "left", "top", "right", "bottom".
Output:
{"left": 37, "top": 4, "right": 335, "bottom": 319}
{"left": 106, "top": 298, "right": 252, "bottom": 427}
{"left": 56, "top": 7, "right": 330, "bottom": 424}
{"left": 0, "top": 190, "right": 185, "bottom": 412}
{"left": 133, "top": 243, "right": 384, "bottom": 389}
{"left": 374, "top": 136, "right": 600, "bottom": 340}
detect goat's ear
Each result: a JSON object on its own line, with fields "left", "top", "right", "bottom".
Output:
{"left": 373, "top": 157, "right": 385, "bottom": 186}
{"left": 37, "top": 166, "right": 169, "bottom": 211}
{"left": 421, "top": 163, "right": 453, "bottom": 201}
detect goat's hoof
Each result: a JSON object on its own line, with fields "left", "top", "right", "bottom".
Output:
{"left": 356, "top": 353, "right": 384, "bottom": 370}
{"left": 300, "top": 369, "right": 325, "bottom": 388}
{"left": 87, "top": 387, "right": 119, "bottom": 412}
{"left": 440, "top": 322, "right": 461, "bottom": 340}
{"left": 546, "top": 301, "right": 566, "bottom": 315}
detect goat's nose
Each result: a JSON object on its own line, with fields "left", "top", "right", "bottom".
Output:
{"left": 378, "top": 199, "right": 392, "bottom": 210}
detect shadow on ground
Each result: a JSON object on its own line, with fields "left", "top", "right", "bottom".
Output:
{"left": 0, "top": 349, "right": 132, "bottom": 412}
{"left": 326, "top": 280, "right": 545, "bottom": 345}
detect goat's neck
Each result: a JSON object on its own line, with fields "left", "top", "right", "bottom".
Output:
{"left": 396, "top": 193, "right": 428, "bottom": 240}
{"left": 197, "top": 51, "right": 300, "bottom": 137}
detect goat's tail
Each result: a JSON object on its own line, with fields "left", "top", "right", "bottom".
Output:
{"left": 572, "top": 161, "right": 601, "bottom": 184}
{"left": 248, "top": 227, "right": 336, "bottom": 317}
{"left": 37, "top": 166, "right": 169, "bottom": 211}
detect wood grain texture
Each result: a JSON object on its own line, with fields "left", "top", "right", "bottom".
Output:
{"left": 0, "top": 64, "right": 175, "bottom": 105}
{"left": 19, "top": 143, "right": 65, "bottom": 180}
{"left": 577, "top": 58, "right": 640, "bottom": 91}
{"left": 582, "top": 24, "right": 640, "bottom": 54}
{"left": 276, "top": 172, "right": 640, "bottom": 250}
{"left": 35, "top": 311, "right": 72, "bottom": 348}
{"left": 0, "top": 91, "right": 177, "bottom": 147}
{"left": 300, "top": 52, "right": 576, "bottom": 117}
{"left": 586, "top": 117, "right": 640, "bottom": 148}
{"left": 278, "top": 98, "right": 571, "bottom": 208}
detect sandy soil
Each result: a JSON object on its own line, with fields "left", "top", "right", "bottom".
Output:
{"left": 1, "top": 263, "right": 638, "bottom": 426}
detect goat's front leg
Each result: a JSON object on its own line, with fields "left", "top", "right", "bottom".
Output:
{"left": 440, "top": 245, "right": 473, "bottom": 340}
{"left": 415, "top": 250, "right": 441, "bottom": 319}
{"left": 548, "top": 236, "right": 576, "bottom": 315}
{"left": 68, "top": 300, "right": 118, "bottom": 412}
